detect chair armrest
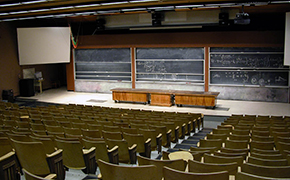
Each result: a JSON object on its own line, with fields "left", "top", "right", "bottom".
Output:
{"left": 166, "top": 130, "right": 172, "bottom": 148}
{"left": 82, "top": 147, "right": 97, "bottom": 174}
{"left": 144, "top": 138, "right": 152, "bottom": 158}
{"left": 46, "top": 149, "right": 65, "bottom": 180}
{"left": 180, "top": 123, "right": 186, "bottom": 139}
{"left": 107, "top": 145, "right": 119, "bottom": 165}
{"left": 186, "top": 121, "right": 192, "bottom": 135}
{"left": 173, "top": 126, "right": 179, "bottom": 143}
{"left": 192, "top": 120, "right": 196, "bottom": 133}
{"left": 128, "top": 144, "right": 137, "bottom": 164}
{"left": 156, "top": 133, "right": 162, "bottom": 154}
{"left": 197, "top": 118, "right": 201, "bottom": 131}
{"left": 44, "top": 173, "right": 57, "bottom": 179}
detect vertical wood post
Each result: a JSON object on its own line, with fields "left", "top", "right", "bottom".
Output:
{"left": 204, "top": 47, "right": 209, "bottom": 92}
{"left": 131, "top": 47, "right": 136, "bottom": 89}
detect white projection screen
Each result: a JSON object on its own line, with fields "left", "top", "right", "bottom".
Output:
{"left": 17, "top": 27, "right": 70, "bottom": 65}
{"left": 284, "top": 12, "right": 290, "bottom": 66}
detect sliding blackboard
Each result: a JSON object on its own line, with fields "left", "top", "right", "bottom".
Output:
{"left": 210, "top": 47, "right": 289, "bottom": 87}
{"left": 136, "top": 48, "right": 204, "bottom": 83}
{"left": 210, "top": 70, "right": 289, "bottom": 86}
{"left": 74, "top": 48, "right": 131, "bottom": 81}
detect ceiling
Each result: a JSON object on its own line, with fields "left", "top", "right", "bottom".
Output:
{"left": 1, "top": 0, "right": 290, "bottom": 34}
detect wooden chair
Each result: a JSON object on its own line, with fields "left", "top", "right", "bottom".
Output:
{"left": 188, "top": 159, "right": 238, "bottom": 175}
{"left": 251, "top": 130, "right": 271, "bottom": 137}
{"left": 22, "top": 168, "right": 56, "bottom": 180}
{"left": 276, "top": 141, "right": 290, "bottom": 151}
{"left": 102, "top": 130, "right": 123, "bottom": 140}
{"left": 29, "top": 135, "right": 56, "bottom": 154}
{"left": 199, "top": 139, "right": 223, "bottom": 149}
{"left": 81, "top": 129, "right": 102, "bottom": 139}
{"left": 0, "top": 152, "right": 20, "bottom": 180}
{"left": 247, "top": 156, "right": 288, "bottom": 166}
{"left": 250, "top": 140, "right": 275, "bottom": 151}
{"left": 163, "top": 166, "right": 229, "bottom": 180}
{"left": 190, "top": 146, "right": 218, "bottom": 154}
{"left": 106, "top": 138, "right": 137, "bottom": 164}
{"left": 228, "top": 134, "right": 250, "bottom": 142}
{"left": 203, "top": 153, "right": 244, "bottom": 166}
{"left": 82, "top": 138, "right": 119, "bottom": 164}
{"left": 0, "top": 137, "right": 13, "bottom": 157}
{"left": 250, "top": 152, "right": 284, "bottom": 160}
{"left": 121, "top": 127, "right": 139, "bottom": 134}
{"left": 251, "top": 135, "right": 274, "bottom": 142}
{"left": 55, "top": 139, "right": 96, "bottom": 174}
{"left": 139, "top": 128, "right": 162, "bottom": 152}
{"left": 213, "top": 151, "right": 247, "bottom": 160}
{"left": 11, "top": 139, "right": 65, "bottom": 180}
{"left": 276, "top": 137, "right": 290, "bottom": 144}
{"left": 148, "top": 124, "right": 172, "bottom": 148}
{"left": 212, "top": 128, "right": 231, "bottom": 135}
{"left": 97, "top": 159, "right": 158, "bottom": 180}
{"left": 231, "top": 129, "right": 250, "bottom": 136}
{"left": 137, "top": 155, "right": 187, "bottom": 180}
{"left": 206, "top": 133, "right": 227, "bottom": 143}
{"left": 241, "top": 163, "right": 290, "bottom": 178}
{"left": 224, "top": 139, "right": 248, "bottom": 149}
{"left": 251, "top": 148, "right": 281, "bottom": 155}
{"left": 122, "top": 132, "right": 151, "bottom": 158}
{"left": 236, "top": 171, "right": 290, "bottom": 180}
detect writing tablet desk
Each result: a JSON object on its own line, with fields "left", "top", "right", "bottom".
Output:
{"left": 174, "top": 91, "right": 220, "bottom": 108}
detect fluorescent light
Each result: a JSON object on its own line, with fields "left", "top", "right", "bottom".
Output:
{"left": 0, "top": 3, "right": 21, "bottom": 7}
{"left": 2, "top": 18, "right": 18, "bottom": 21}
{"left": 36, "top": 15, "right": 54, "bottom": 18}
{"left": 75, "top": 4, "right": 100, "bottom": 8}
{"left": 175, "top": 5, "right": 204, "bottom": 9}
{"left": 101, "top": 1, "right": 128, "bottom": 6}
{"left": 75, "top": 12, "right": 96, "bottom": 15}
{"left": 121, "top": 8, "right": 147, "bottom": 12}
{"left": 22, "top": 0, "right": 47, "bottom": 5}
{"left": 129, "top": 0, "right": 157, "bottom": 3}
{"left": 9, "top": 11, "right": 29, "bottom": 15}
{"left": 0, "top": 13, "right": 9, "bottom": 16}
{"left": 54, "top": 13, "right": 75, "bottom": 17}
{"left": 50, "top": 6, "right": 74, "bottom": 10}
{"left": 97, "top": 10, "right": 120, "bottom": 14}
{"left": 29, "top": 9, "right": 50, "bottom": 13}
{"left": 18, "top": 17, "right": 36, "bottom": 20}
{"left": 147, "top": 6, "right": 174, "bottom": 11}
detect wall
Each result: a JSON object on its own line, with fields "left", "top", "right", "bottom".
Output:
{"left": 0, "top": 22, "right": 67, "bottom": 98}
{"left": 68, "top": 30, "right": 288, "bottom": 102}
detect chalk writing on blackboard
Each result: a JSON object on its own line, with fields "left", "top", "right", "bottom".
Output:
{"left": 210, "top": 71, "right": 288, "bottom": 86}
{"left": 210, "top": 54, "right": 284, "bottom": 68}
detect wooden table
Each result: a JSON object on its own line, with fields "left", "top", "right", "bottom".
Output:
{"left": 174, "top": 91, "right": 220, "bottom": 108}
{"left": 111, "top": 88, "right": 219, "bottom": 108}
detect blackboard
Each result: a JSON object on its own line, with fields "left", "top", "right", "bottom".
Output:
{"left": 136, "top": 48, "right": 204, "bottom": 83}
{"left": 210, "top": 54, "right": 285, "bottom": 68}
{"left": 136, "top": 60, "right": 203, "bottom": 74}
{"left": 210, "top": 47, "right": 289, "bottom": 87}
{"left": 137, "top": 48, "right": 204, "bottom": 59}
{"left": 210, "top": 70, "right": 289, "bottom": 86}
{"left": 75, "top": 49, "right": 130, "bottom": 62}
{"left": 74, "top": 48, "right": 131, "bottom": 81}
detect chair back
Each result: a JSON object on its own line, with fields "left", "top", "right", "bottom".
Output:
{"left": 137, "top": 155, "right": 187, "bottom": 180}
{"left": 98, "top": 159, "right": 158, "bottom": 180}
{"left": 188, "top": 159, "right": 238, "bottom": 175}
{"left": 55, "top": 139, "right": 86, "bottom": 169}
{"left": 241, "top": 163, "right": 290, "bottom": 178}
{"left": 163, "top": 166, "right": 229, "bottom": 180}
{"left": 11, "top": 139, "right": 51, "bottom": 176}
